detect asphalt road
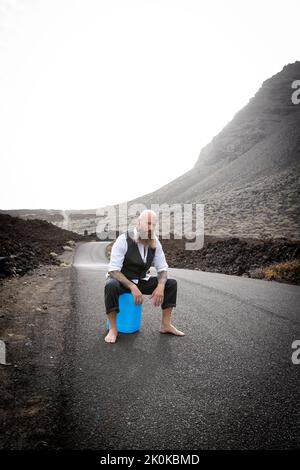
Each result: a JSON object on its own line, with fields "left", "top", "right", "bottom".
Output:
{"left": 59, "top": 241, "right": 300, "bottom": 450}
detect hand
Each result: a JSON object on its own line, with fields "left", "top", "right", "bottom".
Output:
{"left": 150, "top": 285, "right": 165, "bottom": 307}
{"left": 130, "top": 284, "right": 144, "bottom": 305}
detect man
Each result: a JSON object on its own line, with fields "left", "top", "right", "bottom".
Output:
{"left": 104, "top": 209, "right": 185, "bottom": 343}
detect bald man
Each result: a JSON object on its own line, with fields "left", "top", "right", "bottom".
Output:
{"left": 104, "top": 209, "right": 185, "bottom": 343}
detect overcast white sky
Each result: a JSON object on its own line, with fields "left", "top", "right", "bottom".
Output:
{"left": 0, "top": 0, "right": 299, "bottom": 210}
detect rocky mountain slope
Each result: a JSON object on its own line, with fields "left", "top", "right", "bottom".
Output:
{"left": 123, "top": 61, "right": 300, "bottom": 240}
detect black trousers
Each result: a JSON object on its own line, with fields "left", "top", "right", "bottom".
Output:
{"left": 104, "top": 276, "right": 177, "bottom": 315}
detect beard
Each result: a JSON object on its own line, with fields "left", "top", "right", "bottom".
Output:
{"left": 135, "top": 228, "right": 157, "bottom": 249}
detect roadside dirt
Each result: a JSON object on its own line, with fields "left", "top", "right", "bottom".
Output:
{"left": 0, "top": 247, "right": 77, "bottom": 449}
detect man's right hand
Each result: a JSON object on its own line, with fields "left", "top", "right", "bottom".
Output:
{"left": 130, "top": 284, "right": 143, "bottom": 305}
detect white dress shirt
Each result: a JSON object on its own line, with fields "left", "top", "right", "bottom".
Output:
{"left": 106, "top": 227, "right": 168, "bottom": 284}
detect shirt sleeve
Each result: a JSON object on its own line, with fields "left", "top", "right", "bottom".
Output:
{"left": 108, "top": 233, "right": 127, "bottom": 272}
{"left": 153, "top": 237, "right": 168, "bottom": 273}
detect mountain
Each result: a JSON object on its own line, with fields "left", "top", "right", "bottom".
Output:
{"left": 123, "top": 61, "right": 300, "bottom": 240}
{"left": 0, "top": 209, "right": 98, "bottom": 236}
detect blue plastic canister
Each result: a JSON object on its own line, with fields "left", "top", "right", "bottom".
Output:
{"left": 106, "top": 292, "right": 142, "bottom": 333}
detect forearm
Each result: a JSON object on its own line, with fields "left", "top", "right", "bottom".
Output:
{"left": 157, "top": 270, "right": 168, "bottom": 287}
{"left": 108, "top": 270, "right": 135, "bottom": 290}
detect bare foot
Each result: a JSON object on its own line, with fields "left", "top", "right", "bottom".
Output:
{"left": 159, "top": 324, "right": 185, "bottom": 336}
{"left": 105, "top": 328, "right": 118, "bottom": 343}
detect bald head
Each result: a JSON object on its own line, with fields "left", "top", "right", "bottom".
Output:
{"left": 135, "top": 209, "right": 158, "bottom": 247}
{"left": 137, "top": 209, "right": 158, "bottom": 224}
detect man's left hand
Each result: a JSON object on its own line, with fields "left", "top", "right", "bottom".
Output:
{"left": 151, "top": 284, "right": 165, "bottom": 307}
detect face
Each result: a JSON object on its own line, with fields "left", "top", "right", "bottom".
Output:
{"left": 137, "top": 213, "right": 157, "bottom": 240}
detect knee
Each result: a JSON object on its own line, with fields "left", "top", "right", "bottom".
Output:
{"left": 105, "top": 278, "right": 121, "bottom": 293}
{"left": 166, "top": 278, "right": 177, "bottom": 289}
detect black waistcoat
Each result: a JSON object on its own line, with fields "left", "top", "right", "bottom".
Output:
{"left": 120, "top": 228, "right": 156, "bottom": 280}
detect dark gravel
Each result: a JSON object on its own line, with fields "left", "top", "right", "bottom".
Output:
{"left": 159, "top": 235, "right": 300, "bottom": 285}
{"left": 0, "top": 214, "right": 90, "bottom": 278}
